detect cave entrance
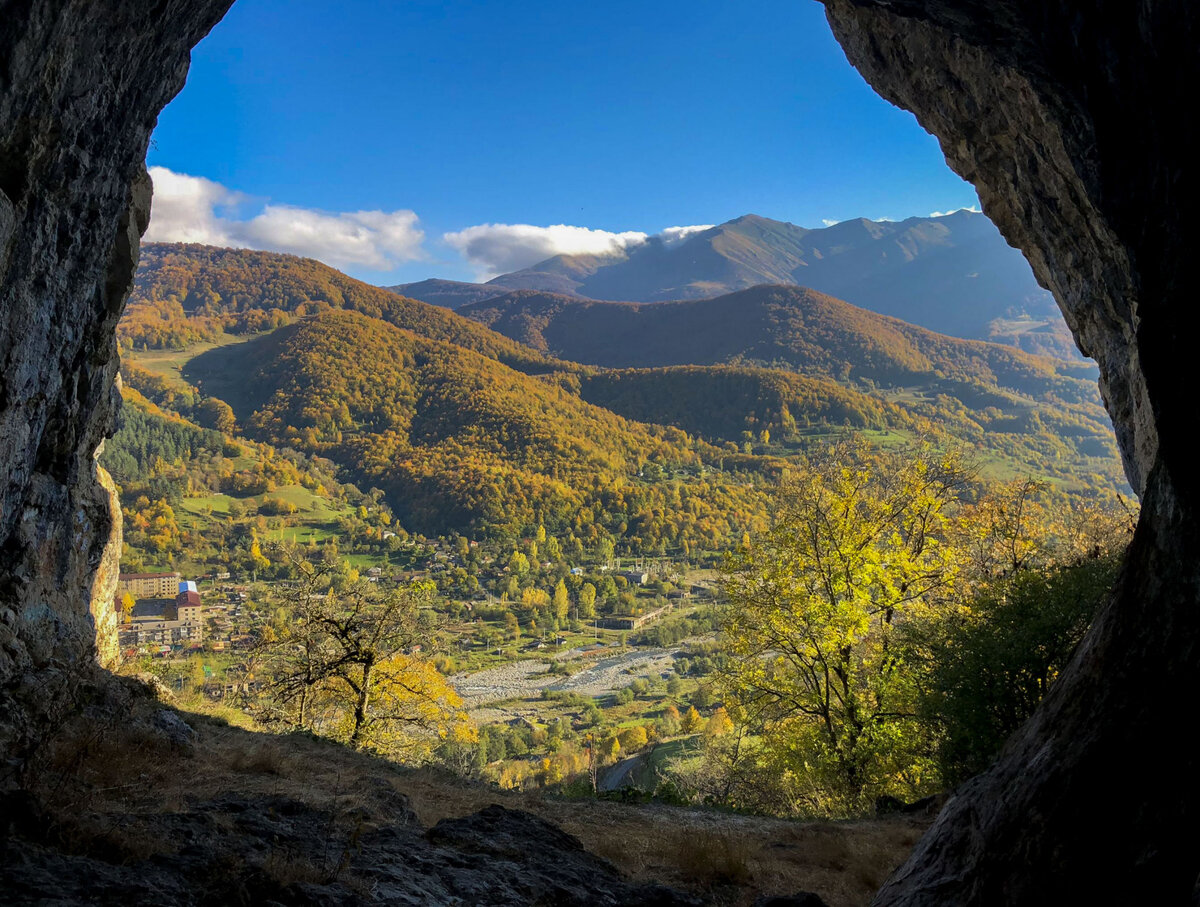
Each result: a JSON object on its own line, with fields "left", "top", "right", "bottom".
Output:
{"left": 4, "top": 1, "right": 1194, "bottom": 904}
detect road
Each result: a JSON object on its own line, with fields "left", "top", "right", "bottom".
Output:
{"left": 598, "top": 753, "right": 647, "bottom": 792}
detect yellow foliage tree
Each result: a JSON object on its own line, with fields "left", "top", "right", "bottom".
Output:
{"left": 705, "top": 706, "right": 733, "bottom": 738}
{"left": 681, "top": 706, "right": 704, "bottom": 735}
{"left": 617, "top": 725, "right": 649, "bottom": 752}
{"left": 120, "top": 592, "right": 136, "bottom": 623}
{"left": 552, "top": 580, "right": 570, "bottom": 624}
{"left": 719, "top": 438, "right": 969, "bottom": 810}
{"left": 259, "top": 551, "right": 468, "bottom": 755}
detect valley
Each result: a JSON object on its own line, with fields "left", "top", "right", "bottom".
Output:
{"left": 104, "top": 241, "right": 1131, "bottom": 817}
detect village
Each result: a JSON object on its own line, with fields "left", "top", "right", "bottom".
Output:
{"left": 113, "top": 532, "right": 721, "bottom": 712}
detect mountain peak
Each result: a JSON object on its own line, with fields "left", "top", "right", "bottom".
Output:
{"left": 462, "top": 212, "right": 1063, "bottom": 352}
{"left": 724, "top": 213, "right": 776, "bottom": 226}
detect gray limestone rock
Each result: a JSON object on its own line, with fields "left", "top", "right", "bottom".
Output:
{"left": 818, "top": 1, "right": 1200, "bottom": 902}
{"left": 0, "top": 0, "right": 235, "bottom": 767}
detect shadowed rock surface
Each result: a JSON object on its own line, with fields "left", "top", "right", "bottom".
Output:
{"left": 3, "top": 794, "right": 696, "bottom": 906}
{"left": 818, "top": 1, "right": 1200, "bottom": 902}
{"left": 6, "top": 680, "right": 867, "bottom": 905}
{"left": 0, "top": 0, "right": 234, "bottom": 764}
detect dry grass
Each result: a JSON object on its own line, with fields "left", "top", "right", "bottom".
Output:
{"left": 18, "top": 683, "right": 927, "bottom": 906}
{"left": 546, "top": 802, "right": 923, "bottom": 906}
{"left": 674, "top": 832, "right": 754, "bottom": 886}
{"left": 387, "top": 767, "right": 927, "bottom": 906}
{"left": 262, "top": 849, "right": 336, "bottom": 887}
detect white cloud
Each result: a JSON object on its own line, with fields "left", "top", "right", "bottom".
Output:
{"left": 443, "top": 223, "right": 650, "bottom": 277}
{"left": 929, "top": 206, "right": 982, "bottom": 217}
{"left": 658, "top": 224, "right": 714, "bottom": 247}
{"left": 144, "top": 167, "right": 425, "bottom": 271}
{"left": 143, "top": 168, "right": 244, "bottom": 245}
{"left": 443, "top": 222, "right": 720, "bottom": 278}
{"left": 821, "top": 218, "right": 840, "bottom": 227}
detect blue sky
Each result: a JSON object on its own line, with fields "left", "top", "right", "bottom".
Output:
{"left": 146, "top": 0, "right": 980, "bottom": 284}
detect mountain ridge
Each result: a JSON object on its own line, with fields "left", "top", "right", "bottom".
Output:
{"left": 391, "top": 211, "right": 1075, "bottom": 358}
{"left": 458, "top": 284, "right": 1095, "bottom": 397}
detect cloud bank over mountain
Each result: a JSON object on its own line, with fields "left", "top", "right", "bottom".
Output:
{"left": 442, "top": 222, "right": 717, "bottom": 278}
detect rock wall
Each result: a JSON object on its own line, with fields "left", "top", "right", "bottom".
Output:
{"left": 818, "top": 1, "right": 1200, "bottom": 902}
{"left": 0, "top": 1, "right": 233, "bottom": 763}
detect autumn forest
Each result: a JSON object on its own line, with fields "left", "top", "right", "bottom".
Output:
{"left": 105, "top": 242, "right": 1133, "bottom": 815}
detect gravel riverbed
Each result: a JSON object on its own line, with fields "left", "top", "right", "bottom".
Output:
{"left": 451, "top": 647, "right": 679, "bottom": 709}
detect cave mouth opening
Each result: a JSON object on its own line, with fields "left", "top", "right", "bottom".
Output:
{"left": 6, "top": 1, "right": 1196, "bottom": 903}
{"left": 109, "top": 0, "right": 1117, "bottom": 793}
{"left": 93, "top": 0, "right": 1132, "bottom": 835}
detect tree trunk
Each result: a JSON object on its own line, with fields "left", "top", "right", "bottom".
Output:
{"left": 350, "top": 659, "right": 374, "bottom": 748}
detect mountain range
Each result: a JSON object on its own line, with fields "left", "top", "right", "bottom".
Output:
{"left": 113, "top": 243, "right": 1123, "bottom": 547}
{"left": 390, "top": 212, "right": 1074, "bottom": 358}
{"left": 457, "top": 285, "right": 1095, "bottom": 393}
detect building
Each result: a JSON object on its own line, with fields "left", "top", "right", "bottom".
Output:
{"left": 619, "top": 571, "right": 649, "bottom": 586}
{"left": 116, "top": 577, "right": 205, "bottom": 651}
{"left": 176, "top": 583, "right": 202, "bottom": 628}
{"left": 594, "top": 605, "right": 670, "bottom": 631}
{"left": 116, "top": 572, "right": 181, "bottom": 599}
{"left": 118, "top": 617, "right": 203, "bottom": 650}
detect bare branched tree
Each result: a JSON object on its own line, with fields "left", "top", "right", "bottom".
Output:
{"left": 257, "top": 547, "right": 464, "bottom": 752}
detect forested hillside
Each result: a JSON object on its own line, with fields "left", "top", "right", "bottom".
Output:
{"left": 184, "top": 311, "right": 776, "bottom": 547}
{"left": 123, "top": 244, "right": 552, "bottom": 372}
{"left": 114, "top": 245, "right": 1125, "bottom": 556}
{"left": 578, "top": 366, "right": 897, "bottom": 441}
{"left": 461, "top": 285, "right": 1097, "bottom": 400}
{"left": 103, "top": 370, "right": 383, "bottom": 576}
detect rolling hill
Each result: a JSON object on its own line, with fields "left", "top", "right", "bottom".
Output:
{"left": 118, "top": 245, "right": 1124, "bottom": 546}
{"left": 125, "top": 243, "right": 554, "bottom": 372}
{"left": 459, "top": 285, "right": 1095, "bottom": 399}
{"left": 183, "top": 310, "right": 775, "bottom": 543}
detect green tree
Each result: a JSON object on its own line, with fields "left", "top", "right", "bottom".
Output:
{"left": 910, "top": 554, "right": 1120, "bottom": 785}
{"left": 719, "top": 439, "right": 968, "bottom": 811}
{"left": 578, "top": 582, "right": 597, "bottom": 619}
{"left": 508, "top": 550, "right": 530, "bottom": 575}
